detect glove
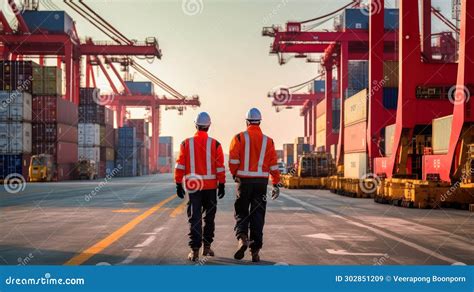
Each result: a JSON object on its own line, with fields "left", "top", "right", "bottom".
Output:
{"left": 271, "top": 184, "right": 280, "bottom": 200}
{"left": 218, "top": 183, "right": 225, "bottom": 199}
{"left": 176, "top": 183, "right": 185, "bottom": 199}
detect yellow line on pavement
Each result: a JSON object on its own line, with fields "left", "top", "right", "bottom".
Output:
{"left": 64, "top": 195, "right": 176, "bottom": 266}
{"left": 169, "top": 200, "right": 187, "bottom": 218}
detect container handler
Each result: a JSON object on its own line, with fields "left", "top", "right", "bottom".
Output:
{"left": 29, "top": 154, "right": 56, "bottom": 182}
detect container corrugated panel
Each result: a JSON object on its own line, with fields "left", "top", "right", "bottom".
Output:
{"left": 316, "top": 114, "right": 326, "bottom": 133}
{"left": 432, "top": 115, "right": 453, "bottom": 155}
{"left": 0, "top": 154, "right": 30, "bottom": 180}
{"left": 347, "top": 61, "right": 369, "bottom": 94}
{"left": 0, "top": 61, "right": 36, "bottom": 93}
{"left": 295, "top": 137, "right": 305, "bottom": 144}
{"left": 312, "top": 80, "right": 339, "bottom": 93}
{"left": 316, "top": 99, "right": 326, "bottom": 117}
{"left": 79, "top": 104, "right": 105, "bottom": 125}
{"left": 115, "top": 159, "right": 137, "bottom": 177}
{"left": 56, "top": 163, "right": 74, "bottom": 181}
{"left": 105, "top": 107, "right": 114, "bottom": 126}
{"left": 332, "top": 109, "right": 340, "bottom": 132}
{"left": 124, "top": 81, "right": 154, "bottom": 95}
{"left": 383, "top": 61, "right": 399, "bottom": 87}
{"left": 344, "top": 89, "right": 367, "bottom": 126}
{"left": 0, "top": 91, "right": 32, "bottom": 122}
{"left": 78, "top": 123, "right": 101, "bottom": 146}
{"left": 79, "top": 88, "right": 99, "bottom": 105}
{"left": 383, "top": 88, "right": 398, "bottom": 109}
{"left": 384, "top": 124, "right": 396, "bottom": 156}
{"left": 32, "top": 123, "right": 78, "bottom": 144}
{"left": 0, "top": 122, "right": 32, "bottom": 154}
{"left": 384, "top": 8, "right": 399, "bottom": 30}
{"left": 344, "top": 152, "right": 367, "bottom": 179}
{"left": 294, "top": 143, "right": 311, "bottom": 158}
{"left": 339, "top": 8, "right": 399, "bottom": 31}
{"left": 32, "top": 142, "right": 78, "bottom": 164}
{"left": 105, "top": 160, "right": 115, "bottom": 175}
{"left": 32, "top": 96, "right": 78, "bottom": 125}
{"left": 159, "top": 136, "right": 173, "bottom": 144}
{"left": 21, "top": 11, "right": 73, "bottom": 34}
{"left": 78, "top": 146, "right": 100, "bottom": 163}
{"left": 104, "top": 125, "right": 114, "bottom": 148}
{"left": 344, "top": 121, "right": 367, "bottom": 153}
{"left": 284, "top": 155, "right": 294, "bottom": 166}
{"left": 100, "top": 147, "right": 115, "bottom": 162}
{"left": 316, "top": 131, "right": 326, "bottom": 150}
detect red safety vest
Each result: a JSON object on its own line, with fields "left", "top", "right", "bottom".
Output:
{"left": 229, "top": 125, "right": 280, "bottom": 185}
{"left": 175, "top": 131, "right": 225, "bottom": 191}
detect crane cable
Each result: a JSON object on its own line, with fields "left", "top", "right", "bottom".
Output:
{"left": 288, "top": 73, "right": 324, "bottom": 92}
{"left": 299, "top": 1, "right": 358, "bottom": 24}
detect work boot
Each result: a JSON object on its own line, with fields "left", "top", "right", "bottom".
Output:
{"left": 202, "top": 245, "right": 215, "bottom": 257}
{"left": 251, "top": 249, "right": 260, "bottom": 263}
{"left": 234, "top": 234, "right": 248, "bottom": 260}
{"left": 188, "top": 248, "right": 199, "bottom": 262}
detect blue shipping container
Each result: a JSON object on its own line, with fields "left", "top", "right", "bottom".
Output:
{"left": 105, "top": 160, "right": 115, "bottom": 175}
{"left": 0, "top": 154, "right": 24, "bottom": 179}
{"left": 124, "top": 81, "right": 154, "bottom": 95}
{"left": 383, "top": 88, "right": 399, "bottom": 109}
{"left": 115, "top": 159, "right": 137, "bottom": 177}
{"left": 21, "top": 11, "right": 73, "bottom": 34}
{"left": 340, "top": 8, "right": 399, "bottom": 30}
{"left": 313, "top": 80, "right": 339, "bottom": 93}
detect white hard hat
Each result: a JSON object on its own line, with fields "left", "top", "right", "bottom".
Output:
{"left": 195, "top": 112, "right": 211, "bottom": 127}
{"left": 246, "top": 108, "right": 262, "bottom": 122}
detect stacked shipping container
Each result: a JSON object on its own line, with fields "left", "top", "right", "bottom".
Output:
{"left": 283, "top": 143, "right": 294, "bottom": 167}
{"left": 127, "top": 119, "right": 150, "bottom": 175}
{"left": 116, "top": 127, "right": 137, "bottom": 177}
{"left": 294, "top": 137, "right": 311, "bottom": 163}
{"left": 158, "top": 136, "right": 173, "bottom": 173}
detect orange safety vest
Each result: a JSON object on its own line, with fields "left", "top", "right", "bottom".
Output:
{"left": 229, "top": 125, "right": 280, "bottom": 185}
{"left": 175, "top": 131, "right": 225, "bottom": 191}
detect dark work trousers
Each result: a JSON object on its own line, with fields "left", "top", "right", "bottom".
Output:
{"left": 187, "top": 189, "right": 218, "bottom": 249}
{"left": 234, "top": 178, "right": 268, "bottom": 250}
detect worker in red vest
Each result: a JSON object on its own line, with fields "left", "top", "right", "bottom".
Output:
{"left": 229, "top": 108, "right": 281, "bottom": 262}
{"left": 175, "top": 112, "right": 226, "bottom": 262}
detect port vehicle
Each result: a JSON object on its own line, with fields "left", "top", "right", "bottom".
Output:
{"left": 75, "top": 160, "right": 98, "bottom": 180}
{"left": 29, "top": 154, "right": 56, "bottom": 182}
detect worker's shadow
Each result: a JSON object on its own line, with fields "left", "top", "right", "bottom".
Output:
{"left": 197, "top": 256, "right": 279, "bottom": 266}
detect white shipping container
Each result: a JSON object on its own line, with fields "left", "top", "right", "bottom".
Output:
{"left": 432, "top": 115, "right": 453, "bottom": 155}
{"left": 384, "top": 124, "right": 396, "bottom": 156}
{"left": 0, "top": 122, "right": 32, "bottom": 154}
{"left": 78, "top": 146, "right": 100, "bottom": 163}
{"left": 0, "top": 91, "right": 32, "bottom": 121}
{"left": 344, "top": 152, "right": 367, "bottom": 179}
{"left": 78, "top": 123, "right": 100, "bottom": 146}
{"left": 344, "top": 89, "right": 368, "bottom": 126}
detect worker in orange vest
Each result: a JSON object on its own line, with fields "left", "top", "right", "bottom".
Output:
{"left": 175, "top": 112, "right": 226, "bottom": 262}
{"left": 229, "top": 108, "right": 281, "bottom": 262}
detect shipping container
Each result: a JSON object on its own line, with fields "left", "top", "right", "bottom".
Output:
{"left": 105, "top": 107, "right": 114, "bottom": 126}
{"left": 0, "top": 61, "right": 36, "bottom": 93}
{"left": 0, "top": 122, "right": 32, "bottom": 154}
{"left": 294, "top": 137, "right": 305, "bottom": 145}
{"left": 21, "top": 11, "right": 74, "bottom": 34}
{"left": 344, "top": 121, "right": 367, "bottom": 153}
{"left": 383, "top": 87, "right": 399, "bottom": 109}
{"left": 104, "top": 124, "right": 115, "bottom": 148}
{"left": 124, "top": 81, "right": 154, "bottom": 95}
{"left": 316, "top": 99, "right": 326, "bottom": 118}
{"left": 0, "top": 91, "right": 32, "bottom": 121}
{"left": 105, "top": 160, "right": 116, "bottom": 175}
{"left": 78, "top": 104, "right": 105, "bottom": 125}
{"left": 294, "top": 143, "right": 311, "bottom": 160}
{"left": 32, "top": 142, "right": 78, "bottom": 164}
{"left": 316, "top": 114, "right": 326, "bottom": 133}
{"left": 344, "top": 152, "right": 368, "bottom": 179}
{"left": 56, "top": 163, "right": 75, "bottom": 181}
{"left": 78, "top": 146, "right": 101, "bottom": 163}
{"left": 78, "top": 123, "right": 101, "bottom": 146}
{"left": 127, "top": 119, "right": 147, "bottom": 143}
{"left": 100, "top": 147, "right": 115, "bottom": 162}
{"left": 383, "top": 61, "right": 399, "bottom": 87}
{"left": 384, "top": 124, "right": 396, "bottom": 156}
{"left": 32, "top": 95, "right": 78, "bottom": 125}
{"left": 79, "top": 88, "right": 99, "bottom": 105}
{"left": 32, "top": 66, "right": 62, "bottom": 95}
{"left": 0, "top": 154, "right": 30, "bottom": 180}
{"left": 32, "top": 123, "right": 78, "bottom": 144}
{"left": 312, "top": 79, "right": 339, "bottom": 93}
{"left": 432, "top": 115, "right": 453, "bottom": 155}
{"left": 116, "top": 158, "right": 137, "bottom": 177}
{"left": 336, "top": 8, "right": 399, "bottom": 31}
{"left": 316, "top": 131, "right": 326, "bottom": 150}
{"left": 347, "top": 61, "right": 369, "bottom": 95}
{"left": 344, "top": 89, "right": 368, "bottom": 126}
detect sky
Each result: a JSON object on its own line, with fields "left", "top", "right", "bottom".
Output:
{"left": 10, "top": 0, "right": 453, "bottom": 152}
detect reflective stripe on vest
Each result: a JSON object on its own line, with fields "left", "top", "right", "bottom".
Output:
{"left": 239, "top": 132, "right": 269, "bottom": 177}
{"left": 189, "top": 137, "right": 196, "bottom": 174}
{"left": 206, "top": 137, "right": 212, "bottom": 177}
{"left": 188, "top": 137, "right": 215, "bottom": 178}
{"left": 185, "top": 174, "right": 216, "bottom": 180}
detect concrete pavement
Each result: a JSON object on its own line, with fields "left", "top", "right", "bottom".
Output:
{"left": 1, "top": 174, "right": 472, "bottom": 265}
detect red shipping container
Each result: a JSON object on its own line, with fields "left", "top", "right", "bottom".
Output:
{"left": 105, "top": 107, "right": 114, "bottom": 126}
{"left": 127, "top": 119, "right": 146, "bottom": 141}
{"left": 57, "top": 163, "right": 75, "bottom": 181}
{"left": 32, "top": 96, "right": 78, "bottom": 126}
{"left": 104, "top": 124, "right": 114, "bottom": 148}
{"left": 98, "top": 161, "right": 106, "bottom": 178}
{"left": 344, "top": 121, "right": 367, "bottom": 153}
{"left": 32, "top": 123, "right": 78, "bottom": 144}
{"left": 32, "top": 142, "right": 78, "bottom": 164}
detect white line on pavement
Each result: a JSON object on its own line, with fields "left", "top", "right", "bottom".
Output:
{"left": 280, "top": 193, "right": 461, "bottom": 264}
{"left": 326, "top": 249, "right": 386, "bottom": 256}
{"left": 135, "top": 235, "right": 157, "bottom": 248}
